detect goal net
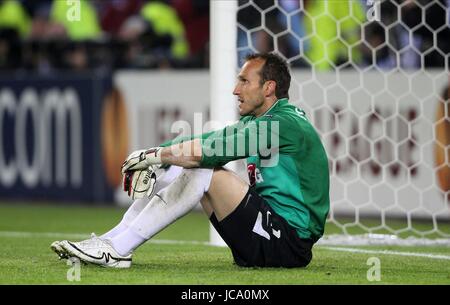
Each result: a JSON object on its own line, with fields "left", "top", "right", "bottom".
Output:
{"left": 212, "top": 0, "right": 450, "bottom": 246}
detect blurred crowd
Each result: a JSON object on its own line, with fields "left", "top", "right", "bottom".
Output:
{"left": 0, "top": 0, "right": 209, "bottom": 72}
{"left": 0, "top": 0, "right": 449, "bottom": 73}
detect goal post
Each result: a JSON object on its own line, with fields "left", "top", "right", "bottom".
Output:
{"left": 209, "top": 0, "right": 238, "bottom": 246}
{"left": 210, "top": 0, "right": 450, "bottom": 246}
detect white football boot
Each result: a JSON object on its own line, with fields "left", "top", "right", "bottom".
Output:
{"left": 59, "top": 233, "right": 132, "bottom": 268}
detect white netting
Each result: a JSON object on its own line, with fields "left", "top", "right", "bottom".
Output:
{"left": 236, "top": 0, "right": 450, "bottom": 245}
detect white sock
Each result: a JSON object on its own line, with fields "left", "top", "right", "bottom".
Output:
{"left": 100, "top": 222, "right": 129, "bottom": 240}
{"left": 101, "top": 166, "right": 183, "bottom": 239}
{"left": 110, "top": 168, "right": 213, "bottom": 256}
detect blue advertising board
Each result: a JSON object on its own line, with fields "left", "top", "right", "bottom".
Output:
{"left": 0, "top": 72, "right": 115, "bottom": 203}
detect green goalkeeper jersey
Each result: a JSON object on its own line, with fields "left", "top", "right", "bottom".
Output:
{"left": 161, "top": 98, "right": 330, "bottom": 241}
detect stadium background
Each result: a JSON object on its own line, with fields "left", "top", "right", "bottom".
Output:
{"left": 0, "top": 0, "right": 449, "bottom": 285}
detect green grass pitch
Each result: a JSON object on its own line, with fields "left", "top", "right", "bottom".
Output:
{"left": 0, "top": 203, "right": 449, "bottom": 284}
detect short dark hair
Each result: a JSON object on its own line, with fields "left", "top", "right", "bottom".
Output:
{"left": 245, "top": 53, "right": 291, "bottom": 99}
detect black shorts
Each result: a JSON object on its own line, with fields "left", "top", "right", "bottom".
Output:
{"left": 209, "top": 188, "right": 314, "bottom": 268}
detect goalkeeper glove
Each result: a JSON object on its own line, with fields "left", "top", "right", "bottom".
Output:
{"left": 122, "top": 166, "right": 158, "bottom": 200}
{"left": 121, "top": 147, "right": 162, "bottom": 174}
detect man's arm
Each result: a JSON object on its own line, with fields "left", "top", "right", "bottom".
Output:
{"left": 162, "top": 116, "right": 282, "bottom": 168}
{"left": 121, "top": 117, "right": 279, "bottom": 172}
{"left": 157, "top": 119, "right": 248, "bottom": 168}
{"left": 160, "top": 138, "right": 203, "bottom": 168}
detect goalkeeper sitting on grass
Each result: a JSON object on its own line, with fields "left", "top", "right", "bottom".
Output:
{"left": 51, "top": 53, "right": 330, "bottom": 268}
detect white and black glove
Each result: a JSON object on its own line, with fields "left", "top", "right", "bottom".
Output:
{"left": 121, "top": 147, "right": 162, "bottom": 174}
{"left": 122, "top": 165, "right": 158, "bottom": 200}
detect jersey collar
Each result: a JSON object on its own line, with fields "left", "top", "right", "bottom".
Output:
{"left": 262, "top": 98, "right": 288, "bottom": 117}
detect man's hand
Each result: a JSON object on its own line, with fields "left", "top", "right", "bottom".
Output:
{"left": 121, "top": 147, "right": 162, "bottom": 174}
{"left": 122, "top": 166, "right": 158, "bottom": 200}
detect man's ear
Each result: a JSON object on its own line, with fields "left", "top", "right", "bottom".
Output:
{"left": 264, "top": 80, "right": 276, "bottom": 97}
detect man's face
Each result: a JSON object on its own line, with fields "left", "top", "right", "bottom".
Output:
{"left": 233, "top": 59, "right": 266, "bottom": 116}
